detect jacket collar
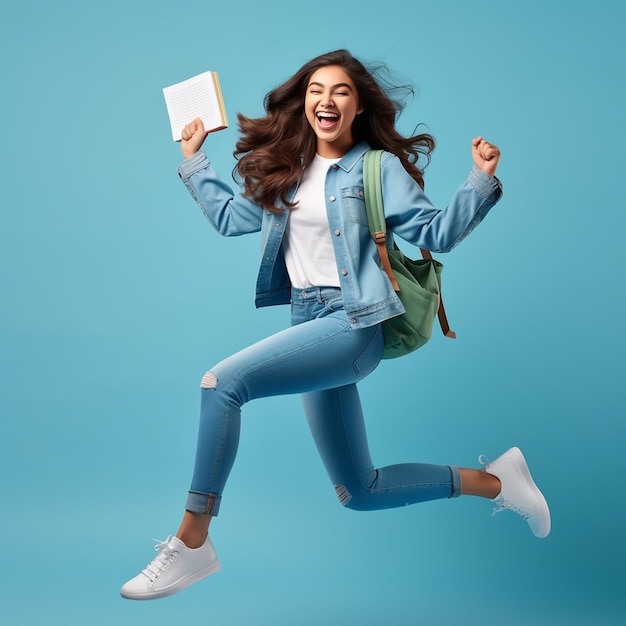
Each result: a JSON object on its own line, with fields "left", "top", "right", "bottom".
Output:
{"left": 336, "top": 141, "right": 371, "bottom": 172}
{"left": 299, "top": 141, "right": 371, "bottom": 173}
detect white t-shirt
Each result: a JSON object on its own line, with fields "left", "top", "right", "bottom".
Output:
{"left": 283, "top": 154, "right": 341, "bottom": 289}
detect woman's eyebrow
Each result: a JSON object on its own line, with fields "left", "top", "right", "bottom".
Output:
{"left": 308, "top": 81, "right": 354, "bottom": 91}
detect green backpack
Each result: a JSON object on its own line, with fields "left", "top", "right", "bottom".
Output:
{"left": 363, "top": 149, "right": 455, "bottom": 359}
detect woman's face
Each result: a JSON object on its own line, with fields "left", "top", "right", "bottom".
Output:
{"left": 304, "top": 65, "right": 363, "bottom": 158}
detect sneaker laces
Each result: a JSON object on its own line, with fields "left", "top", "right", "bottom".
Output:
{"left": 493, "top": 499, "right": 534, "bottom": 519}
{"left": 141, "top": 536, "right": 181, "bottom": 582}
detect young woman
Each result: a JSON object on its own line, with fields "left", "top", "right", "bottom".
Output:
{"left": 121, "top": 49, "right": 550, "bottom": 601}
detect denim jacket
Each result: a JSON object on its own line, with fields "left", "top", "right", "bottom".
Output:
{"left": 178, "top": 141, "right": 503, "bottom": 329}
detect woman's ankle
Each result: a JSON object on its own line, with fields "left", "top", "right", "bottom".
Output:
{"left": 460, "top": 468, "right": 501, "bottom": 499}
{"left": 176, "top": 511, "right": 212, "bottom": 548}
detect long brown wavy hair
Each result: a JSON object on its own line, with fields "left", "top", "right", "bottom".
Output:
{"left": 234, "top": 49, "right": 435, "bottom": 213}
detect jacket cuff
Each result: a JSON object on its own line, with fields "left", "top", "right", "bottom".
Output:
{"left": 177, "top": 150, "right": 211, "bottom": 180}
{"left": 468, "top": 164, "right": 503, "bottom": 200}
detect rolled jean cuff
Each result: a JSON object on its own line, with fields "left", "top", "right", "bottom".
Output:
{"left": 448, "top": 466, "right": 462, "bottom": 498}
{"left": 186, "top": 491, "right": 222, "bottom": 516}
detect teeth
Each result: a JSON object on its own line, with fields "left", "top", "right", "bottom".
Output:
{"left": 317, "top": 112, "right": 339, "bottom": 119}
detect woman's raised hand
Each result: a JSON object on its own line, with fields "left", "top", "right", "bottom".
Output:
{"left": 472, "top": 137, "right": 501, "bottom": 177}
{"left": 181, "top": 118, "right": 210, "bottom": 159}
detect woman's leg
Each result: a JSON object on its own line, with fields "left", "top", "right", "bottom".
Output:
{"left": 302, "top": 387, "right": 549, "bottom": 538}
{"left": 302, "top": 385, "right": 463, "bottom": 510}
{"left": 121, "top": 289, "right": 382, "bottom": 599}
{"left": 185, "top": 289, "right": 383, "bottom": 519}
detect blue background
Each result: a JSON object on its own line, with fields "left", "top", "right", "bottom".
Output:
{"left": 2, "top": 1, "right": 625, "bottom": 624}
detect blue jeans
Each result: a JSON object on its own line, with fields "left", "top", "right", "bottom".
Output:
{"left": 186, "top": 287, "right": 461, "bottom": 516}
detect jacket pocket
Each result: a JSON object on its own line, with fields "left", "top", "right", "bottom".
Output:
{"left": 341, "top": 186, "right": 368, "bottom": 226}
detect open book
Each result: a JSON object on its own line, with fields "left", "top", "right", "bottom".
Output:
{"left": 163, "top": 71, "right": 228, "bottom": 141}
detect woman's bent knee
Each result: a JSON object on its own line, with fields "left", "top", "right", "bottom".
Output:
{"left": 333, "top": 483, "right": 374, "bottom": 511}
{"left": 200, "top": 371, "right": 218, "bottom": 389}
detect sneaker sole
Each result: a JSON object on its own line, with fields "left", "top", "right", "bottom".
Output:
{"left": 120, "top": 559, "right": 222, "bottom": 600}
{"left": 509, "top": 447, "right": 551, "bottom": 538}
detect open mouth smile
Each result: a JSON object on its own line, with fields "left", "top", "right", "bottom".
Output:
{"left": 316, "top": 111, "right": 340, "bottom": 129}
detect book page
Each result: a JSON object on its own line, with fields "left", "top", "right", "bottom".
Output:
{"left": 163, "top": 71, "right": 228, "bottom": 141}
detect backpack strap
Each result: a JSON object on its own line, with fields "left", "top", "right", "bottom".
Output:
{"left": 419, "top": 248, "right": 456, "bottom": 339}
{"left": 363, "top": 150, "right": 456, "bottom": 339}
{"left": 363, "top": 150, "right": 399, "bottom": 291}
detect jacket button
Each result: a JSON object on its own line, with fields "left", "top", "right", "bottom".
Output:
{"left": 341, "top": 269, "right": 348, "bottom": 276}
{"left": 334, "top": 229, "right": 340, "bottom": 236}
{"left": 329, "top": 195, "right": 336, "bottom": 202}
{"left": 349, "top": 318, "right": 357, "bottom": 324}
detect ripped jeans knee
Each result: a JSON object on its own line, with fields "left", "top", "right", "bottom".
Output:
{"left": 334, "top": 484, "right": 352, "bottom": 506}
{"left": 333, "top": 483, "right": 377, "bottom": 511}
{"left": 200, "top": 371, "right": 217, "bottom": 389}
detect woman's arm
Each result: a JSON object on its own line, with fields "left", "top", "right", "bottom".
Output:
{"left": 382, "top": 138, "right": 503, "bottom": 252}
{"left": 177, "top": 118, "right": 263, "bottom": 236}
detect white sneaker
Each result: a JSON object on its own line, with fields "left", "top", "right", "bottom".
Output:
{"left": 479, "top": 447, "right": 551, "bottom": 538}
{"left": 120, "top": 534, "right": 221, "bottom": 600}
